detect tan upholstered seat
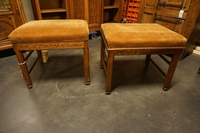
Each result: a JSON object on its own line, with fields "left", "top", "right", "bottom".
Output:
{"left": 9, "top": 19, "right": 90, "bottom": 88}
{"left": 9, "top": 20, "right": 89, "bottom": 43}
{"left": 100, "top": 23, "right": 187, "bottom": 95}
{"left": 101, "top": 23, "right": 186, "bottom": 48}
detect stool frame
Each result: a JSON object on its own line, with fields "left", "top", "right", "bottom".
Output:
{"left": 100, "top": 33, "right": 184, "bottom": 95}
{"left": 13, "top": 41, "right": 90, "bottom": 88}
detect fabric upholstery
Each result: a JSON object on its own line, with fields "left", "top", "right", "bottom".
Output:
{"left": 101, "top": 23, "right": 187, "bottom": 49}
{"left": 9, "top": 19, "right": 89, "bottom": 43}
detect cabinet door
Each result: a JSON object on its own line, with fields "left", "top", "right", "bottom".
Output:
{"left": 67, "top": 0, "right": 88, "bottom": 20}
{"left": 68, "top": 0, "right": 103, "bottom": 32}
{"left": 138, "top": 0, "right": 192, "bottom": 34}
{"left": 0, "top": 0, "right": 25, "bottom": 50}
{"left": 137, "top": 0, "right": 200, "bottom": 57}
{"left": 88, "top": 0, "right": 102, "bottom": 31}
{"left": 0, "top": 15, "right": 16, "bottom": 50}
{"left": 0, "top": 15, "right": 16, "bottom": 41}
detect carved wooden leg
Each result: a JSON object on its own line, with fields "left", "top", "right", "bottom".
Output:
{"left": 106, "top": 51, "right": 114, "bottom": 95}
{"left": 145, "top": 54, "right": 151, "bottom": 67}
{"left": 13, "top": 46, "right": 32, "bottom": 88}
{"left": 83, "top": 41, "right": 90, "bottom": 85}
{"left": 163, "top": 50, "right": 182, "bottom": 91}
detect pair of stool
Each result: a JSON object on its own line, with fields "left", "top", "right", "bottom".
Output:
{"left": 9, "top": 20, "right": 187, "bottom": 95}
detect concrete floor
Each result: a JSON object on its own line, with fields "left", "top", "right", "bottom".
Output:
{"left": 0, "top": 37, "right": 200, "bottom": 133}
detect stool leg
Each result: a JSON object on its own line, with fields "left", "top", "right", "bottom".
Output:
{"left": 36, "top": 50, "right": 43, "bottom": 62}
{"left": 163, "top": 50, "right": 182, "bottom": 91}
{"left": 83, "top": 42, "right": 90, "bottom": 85}
{"left": 145, "top": 54, "right": 151, "bottom": 67}
{"left": 100, "top": 37, "right": 105, "bottom": 68}
{"left": 198, "top": 67, "right": 200, "bottom": 74}
{"left": 106, "top": 52, "right": 114, "bottom": 95}
{"left": 13, "top": 47, "right": 32, "bottom": 88}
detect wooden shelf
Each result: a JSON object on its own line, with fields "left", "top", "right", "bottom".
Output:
{"left": 33, "top": 0, "right": 68, "bottom": 20}
{"left": 41, "top": 8, "right": 66, "bottom": 13}
{"left": 104, "top": 6, "right": 119, "bottom": 10}
{"left": 103, "top": 0, "right": 122, "bottom": 23}
{"left": 103, "top": 20, "right": 117, "bottom": 23}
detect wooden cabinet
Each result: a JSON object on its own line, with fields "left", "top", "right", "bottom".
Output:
{"left": 32, "top": 0, "right": 103, "bottom": 31}
{"left": 137, "top": 0, "right": 200, "bottom": 58}
{"left": 0, "top": 13, "right": 16, "bottom": 50}
{"left": 33, "top": 0, "right": 68, "bottom": 20}
{"left": 32, "top": 0, "right": 123, "bottom": 31}
{"left": 103, "top": 0, "right": 122, "bottom": 23}
{"left": 0, "top": 0, "right": 26, "bottom": 50}
{"left": 68, "top": 0, "right": 122, "bottom": 29}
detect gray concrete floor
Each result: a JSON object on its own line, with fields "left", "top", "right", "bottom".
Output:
{"left": 0, "top": 37, "right": 200, "bottom": 133}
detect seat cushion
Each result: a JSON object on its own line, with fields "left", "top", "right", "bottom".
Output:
{"left": 9, "top": 19, "right": 89, "bottom": 43}
{"left": 100, "top": 23, "right": 187, "bottom": 49}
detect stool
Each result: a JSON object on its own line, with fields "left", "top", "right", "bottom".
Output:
{"left": 9, "top": 20, "right": 90, "bottom": 88}
{"left": 100, "top": 23, "right": 187, "bottom": 95}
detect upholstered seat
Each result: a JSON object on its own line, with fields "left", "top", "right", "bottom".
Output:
{"left": 9, "top": 20, "right": 89, "bottom": 43}
{"left": 100, "top": 23, "right": 187, "bottom": 95}
{"left": 9, "top": 19, "right": 90, "bottom": 88}
{"left": 101, "top": 23, "right": 186, "bottom": 48}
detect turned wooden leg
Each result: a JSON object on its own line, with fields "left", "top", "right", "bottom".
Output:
{"left": 13, "top": 47, "right": 32, "bottom": 88}
{"left": 163, "top": 50, "right": 182, "bottom": 91}
{"left": 83, "top": 41, "right": 90, "bottom": 85}
{"left": 106, "top": 52, "right": 114, "bottom": 95}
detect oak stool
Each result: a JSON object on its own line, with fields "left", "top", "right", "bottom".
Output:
{"left": 9, "top": 20, "right": 90, "bottom": 88}
{"left": 100, "top": 23, "right": 187, "bottom": 95}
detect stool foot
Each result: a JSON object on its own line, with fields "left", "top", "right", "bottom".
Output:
{"left": 163, "top": 86, "right": 170, "bottom": 91}
{"left": 105, "top": 91, "right": 111, "bottom": 95}
{"left": 27, "top": 84, "right": 33, "bottom": 89}
{"left": 85, "top": 81, "right": 90, "bottom": 85}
